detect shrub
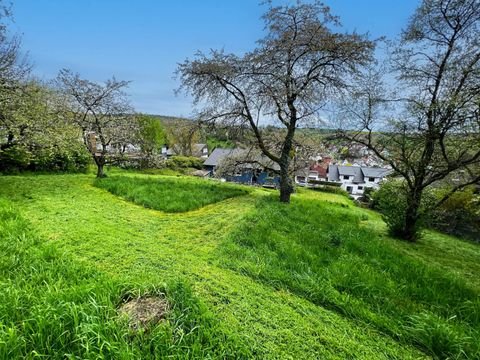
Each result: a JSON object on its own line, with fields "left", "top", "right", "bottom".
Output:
{"left": 32, "top": 145, "right": 91, "bottom": 172}
{"left": 167, "top": 156, "right": 204, "bottom": 170}
{"left": 429, "top": 187, "right": 480, "bottom": 241}
{"left": 372, "top": 180, "right": 435, "bottom": 237}
{"left": 372, "top": 180, "right": 409, "bottom": 235}
{"left": 116, "top": 154, "right": 166, "bottom": 170}
{"left": 0, "top": 144, "right": 90, "bottom": 173}
{"left": 0, "top": 146, "right": 32, "bottom": 172}
{"left": 372, "top": 181, "right": 480, "bottom": 241}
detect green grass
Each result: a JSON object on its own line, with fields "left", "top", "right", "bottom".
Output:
{"left": 93, "top": 175, "right": 249, "bottom": 212}
{"left": 0, "top": 173, "right": 479, "bottom": 359}
{"left": 219, "top": 194, "right": 480, "bottom": 359}
{"left": 0, "top": 199, "right": 249, "bottom": 359}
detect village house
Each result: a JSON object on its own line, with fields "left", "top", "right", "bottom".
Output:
{"left": 327, "top": 165, "right": 392, "bottom": 199}
{"left": 203, "top": 147, "right": 280, "bottom": 186}
{"left": 294, "top": 156, "right": 332, "bottom": 185}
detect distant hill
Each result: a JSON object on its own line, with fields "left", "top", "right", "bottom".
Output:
{"left": 146, "top": 114, "right": 194, "bottom": 125}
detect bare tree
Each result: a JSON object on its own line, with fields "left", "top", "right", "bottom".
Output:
{"left": 177, "top": 0, "right": 374, "bottom": 202}
{"left": 55, "top": 69, "right": 137, "bottom": 177}
{"left": 338, "top": 0, "right": 480, "bottom": 241}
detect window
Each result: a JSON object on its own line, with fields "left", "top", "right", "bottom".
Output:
{"left": 346, "top": 186, "right": 353, "bottom": 194}
{"left": 358, "top": 186, "right": 363, "bottom": 190}
{"left": 343, "top": 175, "right": 350, "bottom": 180}
{"left": 368, "top": 177, "right": 375, "bottom": 182}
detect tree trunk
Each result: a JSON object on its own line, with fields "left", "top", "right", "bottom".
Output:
{"left": 401, "top": 190, "right": 422, "bottom": 242}
{"left": 279, "top": 162, "right": 293, "bottom": 203}
{"left": 94, "top": 155, "right": 107, "bottom": 178}
{"left": 402, "top": 204, "right": 419, "bottom": 242}
{"left": 96, "top": 163, "right": 105, "bottom": 178}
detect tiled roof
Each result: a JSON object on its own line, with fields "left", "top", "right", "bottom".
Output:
{"left": 204, "top": 148, "right": 280, "bottom": 171}
{"left": 203, "top": 148, "right": 236, "bottom": 166}
{"left": 328, "top": 165, "right": 391, "bottom": 183}
{"left": 362, "top": 167, "right": 392, "bottom": 178}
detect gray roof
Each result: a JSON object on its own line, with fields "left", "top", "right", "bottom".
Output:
{"left": 328, "top": 165, "right": 391, "bottom": 183}
{"left": 328, "top": 165, "right": 340, "bottom": 182}
{"left": 203, "top": 148, "right": 235, "bottom": 167}
{"left": 204, "top": 147, "right": 280, "bottom": 171}
{"left": 361, "top": 167, "right": 392, "bottom": 178}
{"left": 337, "top": 166, "right": 357, "bottom": 176}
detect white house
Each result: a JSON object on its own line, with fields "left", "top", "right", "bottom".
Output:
{"left": 328, "top": 165, "right": 392, "bottom": 199}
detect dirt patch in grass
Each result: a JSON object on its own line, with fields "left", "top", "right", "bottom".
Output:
{"left": 118, "top": 296, "right": 169, "bottom": 329}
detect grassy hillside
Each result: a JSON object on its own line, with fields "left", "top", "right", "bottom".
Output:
{"left": 0, "top": 174, "right": 479, "bottom": 359}
{"left": 94, "top": 176, "right": 249, "bottom": 212}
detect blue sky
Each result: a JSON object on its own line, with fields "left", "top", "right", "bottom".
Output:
{"left": 12, "top": 0, "right": 418, "bottom": 117}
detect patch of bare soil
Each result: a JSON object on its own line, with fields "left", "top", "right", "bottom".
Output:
{"left": 118, "top": 296, "right": 168, "bottom": 329}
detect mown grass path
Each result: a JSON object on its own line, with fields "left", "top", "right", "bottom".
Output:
{"left": 0, "top": 174, "right": 429, "bottom": 359}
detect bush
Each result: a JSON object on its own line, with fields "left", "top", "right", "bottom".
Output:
{"left": 372, "top": 180, "right": 408, "bottom": 236}
{"left": 167, "top": 156, "right": 204, "bottom": 170}
{"left": 372, "top": 181, "right": 480, "bottom": 241}
{"left": 0, "top": 144, "right": 91, "bottom": 173}
{"left": 0, "top": 146, "right": 32, "bottom": 172}
{"left": 32, "top": 145, "right": 91, "bottom": 172}
{"left": 371, "top": 180, "right": 435, "bottom": 237}
{"left": 429, "top": 187, "right": 480, "bottom": 241}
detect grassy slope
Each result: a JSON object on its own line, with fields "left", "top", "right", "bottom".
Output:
{"left": 220, "top": 194, "right": 480, "bottom": 358}
{"left": 0, "top": 200, "right": 246, "bottom": 359}
{"left": 0, "top": 174, "right": 479, "bottom": 358}
{"left": 93, "top": 176, "right": 249, "bottom": 213}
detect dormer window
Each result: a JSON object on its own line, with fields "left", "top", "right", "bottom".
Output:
{"left": 343, "top": 175, "right": 350, "bottom": 180}
{"left": 368, "top": 177, "right": 375, "bottom": 182}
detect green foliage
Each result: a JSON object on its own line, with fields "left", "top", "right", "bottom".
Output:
{"left": 0, "top": 143, "right": 91, "bottom": 173}
{"left": 94, "top": 175, "right": 249, "bottom": 212}
{"left": 0, "top": 146, "right": 32, "bottom": 171}
{"left": 32, "top": 144, "right": 91, "bottom": 173}
{"left": 206, "top": 137, "right": 235, "bottom": 151}
{"left": 136, "top": 114, "right": 166, "bottom": 155}
{"left": 371, "top": 180, "right": 411, "bottom": 235}
{"left": 0, "top": 199, "right": 249, "bottom": 359}
{"left": 167, "top": 155, "right": 204, "bottom": 170}
{"left": 0, "top": 81, "right": 90, "bottom": 173}
{"left": 429, "top": 187, "right": 480, "bottom": 241}
{"left": 373, "top": 182, "right": 480, "bottom": 241}
{"left": 371, "top": 180, "right": 435, "bottom": 238}
{"left": 220, "top": 195, "right": 480, "bottom": 359}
